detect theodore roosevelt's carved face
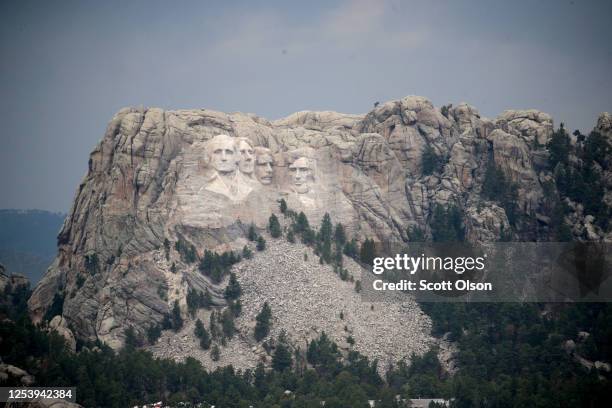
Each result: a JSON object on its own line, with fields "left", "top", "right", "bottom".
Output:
{"left": 289, "top": 157, "right": 313, "bottom": 193}
{"left": 255, "top": 150, "right": 274, "bottom": 185}
{"left": 207, "top": 134, "right": 237, "bottom": 174}
{"left": 237, "top": 138, "right": 255, "bottom": 175}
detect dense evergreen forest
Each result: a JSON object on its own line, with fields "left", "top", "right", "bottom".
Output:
{"left": 1, "top": 284, "right": 611, "bottom": 407}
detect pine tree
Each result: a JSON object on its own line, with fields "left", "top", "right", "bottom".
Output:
{"left": 76, "top": 366, "right": 96, "bottom": 407}
{"left": 279, "top": 198, "right": 288, "bottom": 214}
{"left": 84, "top": 253, "right": 99, "bottom": 275}
{"left": 221, "top": 308, "right": 236, "bottom": 339}
{"left": 210, "top": 344, "right": 220, "bottom": 361}
{"left": 161, "top": 314, "right": 172, "bottom": 330}
{"left": 187, "top": 287, "right": 201, "bottom": 316}
{"left": 248, "top": 224, "right": 258, "bottom": 241}
{"left": 253, "top": 362, "right": 268, "bottom": 397}
{"left": 306, "top": 332, "right": 340, "bottom": 369}
{"left": 229, "top": 299, "right": 242, "bottom": 317}
{"left": 295, "top": 212, "right": 309, "bottom": 233}
{"left": 547, "top": 123, "right": 571, "bottom": 168}
{"left": 482, "top": 160, "right": 504, "bottom": 200}
{"left": 209, "top": 310, "right": 220, "bottom": 339}
{"left": 242, "top": 245, "right": 253, "bottom": 259}
{"left": 254, "top": 302, "right": 272, "bottom": 341}
{"left": 343, "top": 238, "right": 359, "bottom": 259}
{"left": 174, "top": 238, "right": 198, "bottom": 263}
{"left": 320, "top": 213, "right": 333, "bottom": 242}
{"left": 482, "top": 161, "right": 519, "bottom": 225}
{"left": 307, "top": 339, "right": 319, "bottom": 365}
{"left": 268, "top": 214, "right": 282, "bottom": 238}
{"left": 334, "top": 223, "right": 346, "bottom": 246}
{"left": 199, "top": 331, "right": 211, "bottom": 350}
{"left": 224, "top": 272, "right": 241, "bottom": 300}
{"left": 194, "top": 318, "right": 205, "bottom": 338}
{"left": 447, "top": 204, "right": 466, "bottom": 241}
{"left": 315, "top": 213, "right": 333, "bottom": 263}
{"left": 334, "top": 245, "right": 343, "bottom": 266}
{"left": 146, "top": 324, "right": 162, "bottom": 344}
{"left": 202, "top": 289, "right": 213, "bottom": 309}
{"left": 301, "top": 227, "right": 316, "bottom": 244}
{"left": 198, "top": 249, "right": 240, "bottom": 283}
{"left": 124, "top": 326, "right": 138, "bottom": 350}
{"left": 407, "top": 226, "right": 426, "bottom": 241}
{"left": 354, "top": 280, "right": 362, "bottom": 293}
{"left": 272, "top": 333, "right": 292, "bottom": 372}
{"left": 188, "top": 245, "right": 197, "bottom": 263}
{"left": 359, "top": 238, "right": 376, "bottom": 265}
{"left": 441, "top": 104, "right": 452, "bottom": 118}
{"left": 431, "top": 204, "right": 451, "bottom": 242}
{"left": 431, "top": 203, "right": 465, "bottom": 242}
{"left": 584, "top": 130, "right": 611, "bottom": 168}
{"left": 256, "top": 236, "right": 266, "bottom": 251}
{"left": 163, "top": 238, "right": 171, "bottom": 261}
{"left": 171, "top": 300, "right": 183, "bottom": 331}
{"left": 422, "top": 144, "right": 444, "bottom": 175}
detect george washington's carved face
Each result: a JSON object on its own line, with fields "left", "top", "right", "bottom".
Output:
{"left": 289, "top": 157, "right": 314, "bottom": 193}
{"left": 237, "top": 139, "right": 255, "bottom": 174}
{"left": 255, "top": 151, "right": 274, "bottom": 184}
{"left": 207, "top": 135, "right": 237, "bottom": 174}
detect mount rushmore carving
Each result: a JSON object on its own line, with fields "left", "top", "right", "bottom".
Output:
{"left": 198, "top": 133, "right": 316, "bottom": 204}
{"left": 174, "top": 132, "right": 328, "bottom": 233}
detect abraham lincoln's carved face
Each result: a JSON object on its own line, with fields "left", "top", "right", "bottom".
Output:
{"left": 289, "top": 157, "right": 314, "bottom": 193}
{"left": 207, "top": 134, "right": 237, "bottom": 174}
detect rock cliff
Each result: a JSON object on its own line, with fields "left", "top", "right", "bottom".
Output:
{"left": 28, "top": 96, "right": 611, "bottom": 370}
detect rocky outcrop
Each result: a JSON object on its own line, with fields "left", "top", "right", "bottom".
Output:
{"left": 465, "top": 204, "right": 511, "bottom": 243}
{"left": 596, "top": 112, "right": 611, "bottom": 138}
{"left": 596, "top": 112, "right": 612, "bottom": 197}
{"left": 28, "top": 95, "right": 610, "bottom": 368}
{"left": 487, "top": 128, "right": 542, "bottom": 213}
{"left": 0, "top": 264, "right": 29, "bottom": 293}
{"left": 495, "top": 110, "right": 553, "bottom": 146}
{"left": 0, "top": 362, "right": 35, "bottom": 386}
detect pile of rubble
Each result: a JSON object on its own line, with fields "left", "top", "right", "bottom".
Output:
{"left": 149, "top": 235, "right": 433, "bottom": 374}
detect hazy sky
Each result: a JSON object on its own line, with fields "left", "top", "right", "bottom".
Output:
{"left": 1, "top": 0, "right": 611, "bottom": 212}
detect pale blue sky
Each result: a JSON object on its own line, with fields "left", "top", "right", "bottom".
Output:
{"left": 1, "top": 0, "right": 611, "bottom": 211}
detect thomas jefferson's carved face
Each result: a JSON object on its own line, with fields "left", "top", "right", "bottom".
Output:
{"left": 255, "top": 153, "right": 274, "bottom": 185}
{"left": 289, "top": 157, "right": 313, "bottom": 193}
{"left": 237, "top": 139, "right": 255, "bottom": 174}
{"left": 208, "top": 135, "right": 237, "bottom": 174}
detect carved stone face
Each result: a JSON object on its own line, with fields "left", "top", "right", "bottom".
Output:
{"left": 207, "top": 135, "right": 237, "bottom": 174}
{"left": 237, "top": 139, "right": 255, "bottom": 175}
{"left": 289, "top": 157, "right": 313, "bottom": 193}
{"left": 255, "top": 153, "right": 274, "bottom": 185}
